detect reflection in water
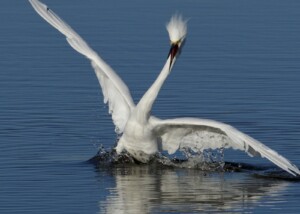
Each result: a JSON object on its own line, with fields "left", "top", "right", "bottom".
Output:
{"left": 97, "top": 164, "right": 288, "bottom": 213}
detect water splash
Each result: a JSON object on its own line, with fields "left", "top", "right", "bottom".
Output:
{"left": 89, "top": 145, "right": 225, "bottom": 172}
{"left": 88, "top": 145, "right": 135, "bottom": 166}
{"left": 88, "top": 145, "right": 300, "bottom": 181}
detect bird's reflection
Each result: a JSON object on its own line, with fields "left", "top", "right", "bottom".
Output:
{"left": 96, "top": 164, "right": 288, "bottom": 213}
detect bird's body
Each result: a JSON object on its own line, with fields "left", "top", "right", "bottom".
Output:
{"left": 116, "top": 54, "right": 174, "bottom": 162}
{"left": 29, "top": 0, "right": 300, "bottom": 176}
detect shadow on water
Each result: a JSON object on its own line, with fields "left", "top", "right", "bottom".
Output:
{"left": 88, "top": 149, "right": 292, "bottom": 213}
{"left": 88, "top": 148, "right": 300, "bottom": 181}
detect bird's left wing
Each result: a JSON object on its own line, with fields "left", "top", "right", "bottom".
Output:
{"left": 150, "top": 117, "right": 300, "bottom": 176}
{"left": 29, "top": 0, "right": 135, "bottom": 133}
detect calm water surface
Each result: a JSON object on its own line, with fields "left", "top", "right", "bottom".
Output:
{"left": 1, "top": 0, "right": 300, "bottom": 213}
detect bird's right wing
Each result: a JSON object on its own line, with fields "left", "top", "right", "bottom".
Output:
{"left": 29, "top": 0, "right": 135, "bottom": 133}
{"left": 151, "top": 117, "right": 300, "bottom": 176}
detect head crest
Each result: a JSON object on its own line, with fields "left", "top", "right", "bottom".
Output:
{"left": 166, "top": 14, "right": 188, "bottom": 43}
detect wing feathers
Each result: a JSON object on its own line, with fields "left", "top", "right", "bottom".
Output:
{"left": 152, "top": 117, "right": 300, "bottom": 176}
{"left": 223, "top": 125, "right": 300, "bottom": 176}
{"left": 29, "top": 0, "right": 134, "bottom": 133}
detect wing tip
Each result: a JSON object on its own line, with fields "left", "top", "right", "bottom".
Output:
{"left": 288, "top": 166, "right": 300, "bottom": 177}
{"left": 29, "top": 0, "right": 48, "bottom": 13}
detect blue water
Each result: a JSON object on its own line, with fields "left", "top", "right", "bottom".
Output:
{"left": 1, "top": 0, "right": 300, "bottom": 213}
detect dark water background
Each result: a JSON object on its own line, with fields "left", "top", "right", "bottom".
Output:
{"left": 1, "top": 0, "right": 300, "bottom": 213}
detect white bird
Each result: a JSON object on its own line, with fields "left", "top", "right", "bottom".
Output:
{"left": 29, "top": 0, "right": 300, "bottom": 176}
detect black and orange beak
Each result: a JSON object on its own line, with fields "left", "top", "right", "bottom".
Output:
{"left": 168, "top": 43, "right": 179, "bottom": 70}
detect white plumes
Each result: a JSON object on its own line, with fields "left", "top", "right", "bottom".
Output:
{"left": 29, "top": 0, "right": 134, "bottom": 134}
{"left": 166, "top": 14, "right": 188, "bottom": 43}
{"left": 29, "top": 0, "right": 300, "bottom": 176}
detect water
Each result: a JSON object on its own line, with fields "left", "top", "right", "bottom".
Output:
{"left": 1, "top": 0, "right": 300, "bottom": 213}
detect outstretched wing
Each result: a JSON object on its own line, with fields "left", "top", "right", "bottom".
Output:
{"left": 151, "top": 117, "right": 300, "bottom": 176}
{"left": 29, "top": 0, "right": 135, "bottom": 133}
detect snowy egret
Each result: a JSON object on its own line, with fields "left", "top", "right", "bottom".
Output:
{"left": 29, "top": 0, "right": 300, "bottom": 176}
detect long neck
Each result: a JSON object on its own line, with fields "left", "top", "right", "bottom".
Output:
{"left": 135, "top": 56, "right": 174, "bottom": 122}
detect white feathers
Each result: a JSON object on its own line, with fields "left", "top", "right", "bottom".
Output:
{"left": 92, "top": 62, "right": 132, "bottom": 134}
{"left": 29, "top": 0, "right": 300, "bottom": 176}
{"left": 166, "top": 14, "right": 188, "bottom": 43}
{"left": 29, "top": 0, "right": 134, "bottom": 133}
{"left": 152, "top": 117, "right": 300, "bottom": 176}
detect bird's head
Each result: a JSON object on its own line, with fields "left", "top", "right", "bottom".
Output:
{"left": 166, "top": 14, "right": 188, "bottom": 70}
